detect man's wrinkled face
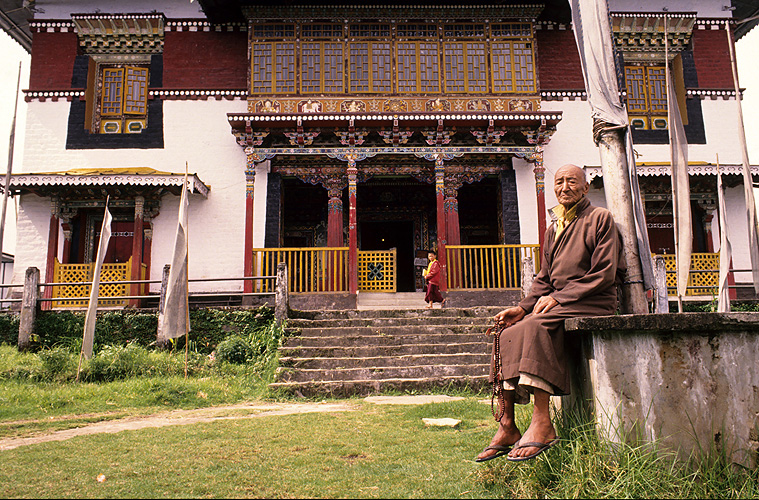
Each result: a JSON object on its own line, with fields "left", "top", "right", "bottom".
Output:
{"left": 554, "top": 166, "right": 589, "bottom": 208}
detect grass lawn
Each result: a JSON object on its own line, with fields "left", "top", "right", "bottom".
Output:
{"left": 1, "top": 345, "right": 758, "bottom": 498}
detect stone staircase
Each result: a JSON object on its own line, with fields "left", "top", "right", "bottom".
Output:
{"left": 269, "top": 305, "right": 503, "bottom": 397}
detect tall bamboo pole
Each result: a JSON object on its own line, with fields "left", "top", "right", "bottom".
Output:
{"left": 0, "top": 63, "right": 22, "bottom": 267}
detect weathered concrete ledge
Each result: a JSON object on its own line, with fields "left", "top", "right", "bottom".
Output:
{"left": 563, "top": 312, "right": 759, "bottom": 469}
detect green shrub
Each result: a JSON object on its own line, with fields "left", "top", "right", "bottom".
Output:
{"left": 215, "top": 336, "right": 253, "bottom": 364}
{"left": 37, "top": 348, "right": 77, "bottom": 381}
{"left": 0, "top": 313, "right": 19, "bottom": 346}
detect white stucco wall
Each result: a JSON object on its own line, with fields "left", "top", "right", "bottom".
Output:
{"left": 14, "top": 98, "right": 251, "bottom": 293}
{"left": 607, "top": 0, "right": 730, "bottom": 17}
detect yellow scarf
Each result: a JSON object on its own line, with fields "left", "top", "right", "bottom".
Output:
{"left": 424, "top": 259, "right": 436, "bottom": 276}
{"left": 553, "top": 203, "right": 580, "bottom": 241}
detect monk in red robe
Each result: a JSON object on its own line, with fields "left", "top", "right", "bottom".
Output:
{"left": 476, "top": 164, "right": 626, "bottom": 462}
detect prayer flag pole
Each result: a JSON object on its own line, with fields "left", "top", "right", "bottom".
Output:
{"left": 726, "top": 20, "right": 759, "bottom": 295}
{"left": 184, "top": 162, "right": 189, "bottom": 379}
{"left": 76, "top": 197, "right": 113, "bottom": 381}
{"left": 665, "top": 15, "right": 692, "bottom": 313}
{"left": 716, "top": 154, "right": 732, "bottom": 313}
{"left": 0, "top": 63, "right": 22, "bottom": 268}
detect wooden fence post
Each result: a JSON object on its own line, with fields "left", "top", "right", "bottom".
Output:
{"left": 275, "top": 262, "right": 289, "bottom": 326}
{"left": 18, "top": 267, "right": 40, "bottom": 351}
{"left": 521, "top": 256, "right": 534, "bottom": 299}
{"left": 654, "top": 256, "right": 669, "bottom": 313}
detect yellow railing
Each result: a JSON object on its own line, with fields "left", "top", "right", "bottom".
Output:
{"left": 250, "top": 247, "right": 349, "bottom": 293}
{"left": 446, "top": 244, "right": 541, "bottom": 290}
{"left": 52, "top": 257, "right": 145, "bottom": 308}
{"left": 654, "top": 252, "right": 719, "bottom": 296}
{"left": 358, "top": 249, "right": 397, "bottom": 292}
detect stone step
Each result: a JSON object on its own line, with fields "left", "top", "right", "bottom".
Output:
{"left": 287, "top": 324, "right": 492, "bottom": 338}
{"left": 275, "top": 363, "right": 489, "bottom": 383}
{"left": 279, "top": 341, "right": 491, "bottom": 358}
{"left": 290, "top": 306, "right": 503, "bottom": 321}
{"left": 357, "top": 292, "right": 429, "bottom": 309}
{"left": 279, "top": 352, "right": 491, "bottom": 370}
{"left": 286, "top": 316, "right": 494, "bottom": 329}
{"left": 283, "top": 331, "right": 491, "bottom": 347}
{"left": 269, "top": 375, "right": 490, "bottom": 398}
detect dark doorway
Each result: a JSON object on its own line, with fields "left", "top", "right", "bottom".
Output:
{"left": 360, "top": 220, "right": 416, "bottom": 292}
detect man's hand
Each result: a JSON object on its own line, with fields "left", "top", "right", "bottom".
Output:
{"left": 533, "top": 295, "right": 559, "bottom": 314}
{"left": 494, "top": 306, "right": 526, "bottom": 329}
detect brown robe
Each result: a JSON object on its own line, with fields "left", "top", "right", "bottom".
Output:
{"left": 492, "top": 197, "right": 626, "bottom": 396}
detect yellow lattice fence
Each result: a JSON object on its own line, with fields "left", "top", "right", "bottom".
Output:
{"left": 52, "top": 258, "right": 132, "bottom": 307}
{"left": 446, "top": 244, "right": 541, "bottom": 290}
{"left": 250, "top": 247, "right": 349, "bottom": 293}
{"left": 358, "top": 249, "right": 397, "bottom": 292}
{"left": 654, "top": 253, "right": 719, "bottom": 296}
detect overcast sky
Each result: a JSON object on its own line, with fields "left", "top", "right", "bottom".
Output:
{"left": 0, "top": 25, "right": 758, "bottom": 256}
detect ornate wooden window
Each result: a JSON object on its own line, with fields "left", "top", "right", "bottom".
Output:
{"left": 301, "top": 42, "right": 344, "bottom": 93}
{"left": 625, "top": 65, "right": 668, "bottom": 129}
{"left": 251, "top": 42, "right": 296, "bottom": 93}
{"left": 444, "top": 42, "right": 487, "bottom": 93}
{"left": 491, "top": 41, "right": 535, "bottom": 93}
{"left": 349, "top": 42, "right": 392, "bottom": 93}
{"left": 397, "top": 42, "right": 440, "bottom": 93}
{"left": 98, "top": 66, "right": 148, "bottom": 134}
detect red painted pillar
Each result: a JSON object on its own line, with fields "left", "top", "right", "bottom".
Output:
{"left": 435, "top": 158, "right": 447, "bottom": 292}
{"left": 243, "top": 163, "right": 256, "bottom": 295}
{"left": 61, "top": 222, "right": 72, "bottom": 264}
{"left": 533, "top": 153, "right": 547, "bottom": 252}
{"left": 444, "top": 187, "right": 460, "bottom": 289}
{"left": 347, "top": 163, "right": 358, "bottom": 294}
{"left": 327, "top": 188, "right": 344, "bottom": 247}
{"left": 42, "top": 198, "right": 60, "bottom": 311}
{"left": 129, "top": 196, "right": 144, "bottom": 307}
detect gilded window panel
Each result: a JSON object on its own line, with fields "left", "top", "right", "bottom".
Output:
{"left": 491, "top": 43, "right": 513, "bottom": 93}
{"left": 444, "top": 42, "right": 486, "bottom": 93}
{"left": 322, "top": 42, "right": 344, "bottom": 93}
{"left": 647, "top": 66, "right": 667, "bottom": 114}
{"left": 512, "top": 42, "right": 535, "bottom": 93}
{"left": 101, "top": 68, "right": 124, "bottom": 116}
{"left": 349, "top": 42, "right": 391, "bottom": 93}
{"left": 301, "top": 42, "right": 322, "bottom": 93}
{"left": 418, "top": 42, "right": 440, "bottom": 93}
{"left": 251, "top": 43, "right": 274, "bottom": 93}
{"left": 123, "top": 67, "right": 148, "bottom": 115}
{"left": 397, "top": 42, "right": 419, "bottom": 93}
{"left": 275, "top": 43, "right": 296, "bottom": 93}
{"left": 625, "top": 66, "right": 647, "bottom": 112}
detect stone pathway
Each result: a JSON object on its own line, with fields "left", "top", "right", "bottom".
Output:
{"left": 0, "top": 395, "right": 466, "bottom": 451}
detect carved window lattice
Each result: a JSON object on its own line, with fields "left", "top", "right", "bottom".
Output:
{"left": 252, "top": 42, "right": 296, "bottom": 93}
{"left": 349, "top": 42, "right": 392, "bottom": 93}
{"left": 397, "top": 42, "right": 440, "bottom": 93}
{"left": 358, "top": 249, "right": 396, "bottom": 292}
{"left": 491, "top": 41, "right": 535, "bottom": 93}
{"left": 301, "top": 42, "right": 344, "bottom": 94}
{"left": 625, "top": 65, "right": 668, "bottom": 130}
{"left": 444, "top": 42, "right": 487, "bottom": 93}
{"left": 658, "top": 253, "right": 719, "bottom": 296}
{"left": 52, "top": 258, "right": 131, "bottom": 308}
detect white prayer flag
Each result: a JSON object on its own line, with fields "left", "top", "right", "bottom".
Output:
{"left": 157, "top": 175, "right": 190, "bottom": 342}
{"left": 81, "top": 204, "right": 112, "bottom": 359}
{"left": 717, "top": 167, "right": 732, "bottom": 312}
{"left": 569, "top": 0, "right": 655, "bottom": 290}
{"left": 666, "top": 49, "right": 692, "bottom": 300}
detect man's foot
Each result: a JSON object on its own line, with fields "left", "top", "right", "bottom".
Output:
{"left": 440, "top": 299, "right": 446, "bottom": 308}
{"left": 425, "top": 304, "right": 432, "bottom": 309}
{"left": 475, "top": 425, "right": 521, "bottom": 462}
{"left": 506, "top": 419, "right": 556, "bottom": 461}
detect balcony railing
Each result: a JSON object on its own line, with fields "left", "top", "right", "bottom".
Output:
{"left": 52, "top": 257, "right": 146, "bottom": 307}
{"left": 250, "top": 247, "right": 349, "bottom": 293}
{"left": 446, "top": 244, "right": 541, "bottom": 290}
{"left": 654, "top": 252, "right": 720, "bottom": 296}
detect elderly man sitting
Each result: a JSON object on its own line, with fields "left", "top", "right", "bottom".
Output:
{"left": 476, "top": 164, "right": 626, "bottom": 462}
